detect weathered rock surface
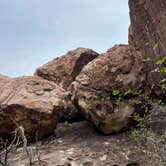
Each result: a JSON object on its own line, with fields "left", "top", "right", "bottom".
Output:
{"left": 35, "top": 48, "right": 98, "bottom": 122}
{"left": 35, "top": 48, "right": 99, "bottom": 90}
{"left": 0, "top": 76, "right": 71, "bottom": 141}
{"left": 129, "top": 0, "right": 166, "bottom": 95}
{"left": 70, "top": 45, "right": 146, "bottom": 134}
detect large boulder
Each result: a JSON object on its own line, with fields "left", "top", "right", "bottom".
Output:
{"left": 129, "top": 0, "right": 166, "bottom": 95}
{"left": 70, "top": 45, "right": 147, "bottom": 134}
{"left": 0, "top": 76, "right": 71, "bottom": 141}
{"left": 35, "top": 48, "right": 99, "bottom": 90}
{"left": 35, "top": 48, "right": 98, "bottom": 122}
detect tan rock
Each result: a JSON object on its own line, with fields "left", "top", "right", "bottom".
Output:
{"left": 0, "top": 76, "right": 71, "bottom": 141}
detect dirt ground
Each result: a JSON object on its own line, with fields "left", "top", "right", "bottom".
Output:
{"left": 4, "top": 105, "right": 166, "bottom": 166}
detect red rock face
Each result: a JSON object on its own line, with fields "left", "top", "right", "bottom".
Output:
{"left": 35, "top": 48, "right": 99, "bottom": 90}
{"left": 129, "top": 0, "right": 166, "bottom": 94}
{"left": 70, "top": 45, "right": 146, "bottom": 134}
{"left": 0, "top": 76, "right": 71, "bottom": 141}
{"left": 75, "top": 45, "right": 146, "bottom": 93}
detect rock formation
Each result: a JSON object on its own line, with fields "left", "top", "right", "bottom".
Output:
{"left": 0, "top": 76, "right": 71, "bottom": 141}
{"left": 35, "top": 48, "right": 99, "bottom": 122}
{"left": 0, "top": 45, "right": 148, "bottom": 138}
{"left": 35, "top": 48, "right": 99, "bottom": 90}
{"left": 70, "top": 45, "right": 146, "bottom": 134}
{"left": 129, "top": 0, "right": 166, "bottom": 95}
{"left": 1, "top": 0, "right": 165, "bottom": 142}
{"left": 0, "top": 1, "right": 166, "bottom": 165}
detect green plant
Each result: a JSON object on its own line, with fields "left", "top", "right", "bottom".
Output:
{"left": 153, "top": 42, "right": 159, "bottom": 50}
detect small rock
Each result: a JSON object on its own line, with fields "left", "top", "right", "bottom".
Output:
{"left": 57, "top": 138, "right": 63, "bottom": 143}
{"left": 99, "top": 154, "right": 107, "bottom": 161}
{"left": 104, "top": 142, "right": 110, "bottom": 145}
{"left": 66, "top": 148, "right": 74, "bottom": 155}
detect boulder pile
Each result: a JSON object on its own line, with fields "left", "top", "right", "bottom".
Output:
{"left": 0, "top": 0, "right": 165, "bottom": 142}
{"left": 0, "top": 45, "right": 147, "bottom": 141}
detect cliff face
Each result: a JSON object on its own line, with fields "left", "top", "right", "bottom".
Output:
{"left": 129, "top": 0, "right": 166, "bottom": 93}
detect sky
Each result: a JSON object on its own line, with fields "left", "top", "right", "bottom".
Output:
{"left": 0, "top": 0, "right": 130, "bottom": 77}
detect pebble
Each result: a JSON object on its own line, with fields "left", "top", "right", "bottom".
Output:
{"left": 99, "top": 154, "right": 107, "bottom": 161}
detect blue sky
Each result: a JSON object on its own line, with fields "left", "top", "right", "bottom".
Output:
{"left": 0, "top": 0, "right": 130, "bottom": 77}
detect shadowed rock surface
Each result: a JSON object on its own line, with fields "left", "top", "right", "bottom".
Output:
{"left": 70, "top": 45, "right": 147, "bottom": 134}
{"left": 129, "top": 0, "right": 166, "bottom": 95}
{"left": 0, "top": 76, "right": 72, "bottom": 141}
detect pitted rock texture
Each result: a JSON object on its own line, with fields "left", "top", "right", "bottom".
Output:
{"left": 74, "top": 45, "right": 145, "bottom": 92}
{"left": 35, "top": 48, "right": 99, "bottom": 90}
{"left": 0, "top": 76, "right": 71, "bottom": 141}
{"left": 70, "top": 45, "right": 146, "bottom": 134}
{"left": 35, "top": 48, "right": 98, "bottom": 122}
{"left": 129, "top": 0, "right": 166, "bottom": 94}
